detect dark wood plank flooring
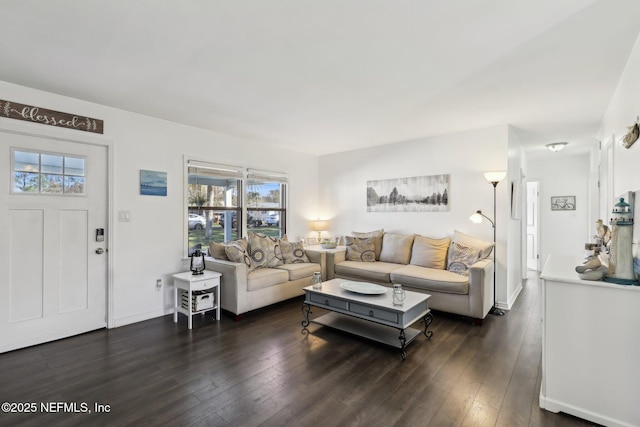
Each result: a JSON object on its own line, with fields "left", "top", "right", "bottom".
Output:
{"left": 0, "top": 273, "right": 600, "bottom": 427}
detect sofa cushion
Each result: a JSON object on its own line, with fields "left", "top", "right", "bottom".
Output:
{"left": 391, "top": 265, "right": 469, "bottom": 295}
{"left": 335, "top": 260, "right": 400, "bottom": 283}
{"left": 225, "top": 238, "right": 256, "bottom": 271}
{"left": 352, "top": 229, "right": 384, "bottom": 260}
{"left": 345, "top": 236, "right": 376, "bottom": 262}
{"left": 447, "top": 242, "right": 482, "bottom": 275}
{"left": 280, "top": 240, "right": 310, "bottom": 264}
{"left": 379, "top": 233, "right": 415, "bottom": 264}
{"left": 248, "top": 231, "right": 283, "bottom": 268}
{"left": 452, "top": 230, "right": 493, "bottom": 259}
{"left": 410, "top": 236, "right": 451, "bottom": 269}
{"left": 275, "top": 263, "right": 321, "bottom": 281}
{"left": 247, "top": 268, "right": 289, "bottom": 291}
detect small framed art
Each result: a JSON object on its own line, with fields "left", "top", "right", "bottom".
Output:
{"left": 550, "top": 196, "right": 575, "bottom": 211}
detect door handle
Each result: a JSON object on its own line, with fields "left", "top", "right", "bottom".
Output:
{"left": 95, "top": 248, "right": 105, "bottom": 254}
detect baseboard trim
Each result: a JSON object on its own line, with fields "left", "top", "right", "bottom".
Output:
{"left": 110, "top": 307, "right": 173, "bottom": 328}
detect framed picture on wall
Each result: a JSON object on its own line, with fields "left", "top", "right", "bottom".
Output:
{"left": 550, "top": 196, "right": 575, "bottom": 211}
{"left": 140, "top": 170, "right": 167, "bottom": 196}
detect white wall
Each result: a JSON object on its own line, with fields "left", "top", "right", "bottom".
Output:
{"left": 527, "top": 154, "right": 591, "bottom": 265}
{"left": 0, "top": 80, "right": 319, "bottom": 327}
{"left": 599, "top": 31, "right": 640, "bottom": 208}
{"left": 507, "top": 127, "right": 525, "bottom": 307}
{"left": 318, "top": 126, "right": 512, "bottom": 308}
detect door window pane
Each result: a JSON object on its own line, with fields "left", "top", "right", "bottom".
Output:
{"left": 11, "top": 149, "right": 86, "bottom": 196}
{"left": 13, "top": 172, "right": 39, "bottom": 192}
{"left": 41, "top": 154, "right": 63, "bottom": 174}
{"left": 14, "top": 151, "right": 39, "bottom": 172}
{"left": 64, "top": 156, "right": 85, "bottom": 176}
{"left": 41, "top": 174, "right": 64, "bottom": 194}
{"left": 64, "top": 176, "right": 85, "bottom": 194}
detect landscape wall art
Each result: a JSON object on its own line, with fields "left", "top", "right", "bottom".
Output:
{"left": 367, "top": 174, "right": 450, "bottom": 212}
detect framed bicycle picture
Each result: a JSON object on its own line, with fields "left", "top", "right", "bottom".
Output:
{"left": 551, "top": 196, "right": 576, "bottom": 211}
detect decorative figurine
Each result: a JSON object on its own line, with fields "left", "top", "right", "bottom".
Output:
{"left": 595, "top": 219, "right": 611, "bottom": 248}
{"left": 604, "top": 198, "right": 638, "bottom": 285}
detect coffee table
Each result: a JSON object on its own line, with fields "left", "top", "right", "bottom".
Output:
{"left": 301, "top": 279, "right": 433, "bottom": 360}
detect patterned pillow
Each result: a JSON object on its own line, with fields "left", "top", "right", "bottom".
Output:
{"left": 345, "top": 236, "right": 376, "bottom": 262}
{"left": 248, "top": 231, "right": 283, "bottom": 268}
{"left": 280, "top": 240, "right": 310, "bottom": 264}
{"left": 352, "top": 229, "right": 384, "bottom": 260}
{"left": 447, "top": 242, "right": 482, "bottom": 275}
{"left": 224, "top": 238, "right": 255, "bottom": 271}
{"left": 452, "top": 230, "right": 494, "bottom": 259}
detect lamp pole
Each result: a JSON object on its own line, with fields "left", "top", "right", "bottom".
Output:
{"left": 489, "top": 179, "right": 504, "bottom": 316}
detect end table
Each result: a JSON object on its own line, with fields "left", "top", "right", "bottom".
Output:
{"left": 172, "top": 270, "right": 221, "bottom": 329}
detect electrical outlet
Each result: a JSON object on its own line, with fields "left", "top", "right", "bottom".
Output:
{"left": 156, "top": 279, "right": 162, "bottom": 290}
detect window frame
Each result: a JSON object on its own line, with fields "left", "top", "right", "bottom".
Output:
{"left": 184, "top": 159, "right": 288, "bottom": 257}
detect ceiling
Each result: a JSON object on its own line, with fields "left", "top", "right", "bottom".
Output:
{"left": 1, "top": 0, "right": 639, "bottom": 157}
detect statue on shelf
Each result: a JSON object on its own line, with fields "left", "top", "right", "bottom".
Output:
{"left": 595, "top": 219, "right": 611, "bottom": 248}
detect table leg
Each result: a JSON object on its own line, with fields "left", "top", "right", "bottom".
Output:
{"left": 216, "top": 284, "right": 220, "bottom": 321}
{"left": 399, "top": 329, "right": 407, "bottom": 361}
{"left": 173, "top": 285, "right": 178, "bottom": 323}
{"left": 188, "top": 289, "right": 193, "bottom": 329}
{"left": 301, "top": 303, "right": 312, "bottom": 329}
{"left": 421, "top": 312, "right": 433, "bottom": 339}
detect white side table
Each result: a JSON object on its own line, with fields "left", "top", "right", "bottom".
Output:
{"left": 173, "top": 270, "right": 222, "bottom": 329}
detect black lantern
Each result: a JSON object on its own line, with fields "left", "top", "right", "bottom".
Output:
{"left": 190, "top": 249, "right": 205, "bottom": 275}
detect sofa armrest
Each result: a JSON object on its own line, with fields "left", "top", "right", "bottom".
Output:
{"left": 326, "top": 249, "right": 346, "bottom": 280}
{"left": 304, "top": 249, "right": 327, "bottom": 280}
{"left": 205, "top": 257, "right": 249, "bottom": 315}
{"left": 467, "top": 257, "right": 494, "bottom": 319}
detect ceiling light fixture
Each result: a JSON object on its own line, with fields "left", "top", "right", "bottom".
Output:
{"left": 546, "top": 142, "right": 568, "bottom": 152}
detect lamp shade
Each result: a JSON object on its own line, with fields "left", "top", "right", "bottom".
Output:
{"left": 469, "top": 212, "right": 483, "bottom": 224}
{"left": 483, "top": 171, "right": 507, "bottom": 183}
{"left": 310, "top": 219, "right": 329, "bottom": 232}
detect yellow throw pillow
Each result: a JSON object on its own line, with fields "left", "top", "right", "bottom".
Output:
{"left": 410, "top": 235, "right": 451, "bottom": 269}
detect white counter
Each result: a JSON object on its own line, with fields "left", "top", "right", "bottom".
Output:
{"left": 539, "top": 255, "right": 640, "bottom": 427}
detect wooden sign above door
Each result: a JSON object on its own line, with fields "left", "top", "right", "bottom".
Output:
{"left": 1, "top": 99, "right": 104, "bottom": 134}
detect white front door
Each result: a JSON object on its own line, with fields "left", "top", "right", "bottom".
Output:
{"left": 0, "top": 131, "right": 108, "bottom": 353}
{"left": 526, "top": 181, "right": 539, "bottom": 271}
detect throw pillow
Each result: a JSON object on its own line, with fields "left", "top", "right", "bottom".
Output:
{"left": 208, "top": 241, "right": 229, "bottom": 260}
{"left": 352, "top": 229, "right": 384, "bottom": 260}
{"left": 280, "top": 240, "right": 310, "bottom": 264}
{"left": 452, "top": 230, "right": 494, "bottom": 259}
{"left": 379, "top": 233, "right": 415, "bottom": 264}
{"left": 345, "top": 236, "right": 376, "bottom": 262}
{"left": 224, "top": 238, "right": 255, "bottom": 271}
{"left": 248, "top": 231, "right": 283, "bottom": 268}
{"left": 410, "top": 235, "right": 451, "bottom": 269}
{"left": 447, "top": 242, "right": 482, "bottom": 276}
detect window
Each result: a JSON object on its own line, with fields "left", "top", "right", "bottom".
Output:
{"left": 12, "top": 149, "right": 86, "bottom": 195}
{"left": 187, "top": 161, "right": 243, "bottom": 252}
{"left": 246, "top": 169, "right": 287, "bottom": 239}
{"left": 185, "top": 161, "right": 288, "bottom": 254}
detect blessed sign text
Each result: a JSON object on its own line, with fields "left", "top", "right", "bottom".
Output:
{"left": 1, "top": 99, "right": 104, "bottom": 134}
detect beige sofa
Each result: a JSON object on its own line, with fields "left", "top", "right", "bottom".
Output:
{"left": 204, "top": 233, "right": 325, "bottom": 318}
{"left": 326, "top": 230, "right": 494, "bottom": 323}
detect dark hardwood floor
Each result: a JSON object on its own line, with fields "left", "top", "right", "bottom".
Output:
{"left": 0, "top": 273, "right": 599, "bottom": 427}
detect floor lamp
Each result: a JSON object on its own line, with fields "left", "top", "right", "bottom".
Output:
{"left": 470, "top": 171, "right": 506, "bottom": 316}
